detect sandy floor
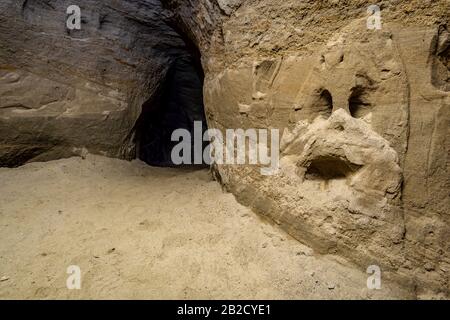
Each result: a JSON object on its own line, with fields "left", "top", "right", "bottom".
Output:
{"left": 0, "top": 155, "right": 410, "bottom": 299}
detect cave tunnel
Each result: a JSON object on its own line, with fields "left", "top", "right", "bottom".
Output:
{"left": 134, "top": 39, "right": 207, "bottom": 167}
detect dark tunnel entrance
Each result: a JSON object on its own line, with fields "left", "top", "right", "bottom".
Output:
{"left": 134, "top": 50, "right": 207, "bottom": 167}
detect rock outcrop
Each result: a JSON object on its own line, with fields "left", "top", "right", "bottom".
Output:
{"left": 0, "top": 0, "right": 448, "bottom": 297}
{"left": 0, "top": 0, "right": 194, "bottom": 165}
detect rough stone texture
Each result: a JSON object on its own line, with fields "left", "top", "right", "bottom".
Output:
{"left": 201, "top": 1, "right": 450, "bottom": 296}
{"left": 197, "top": 1, "right": 449, "bottom": 297}
{"left": 0, "top": 0, "right": 188, "bottom": 165}
{"left": 0, "top": 0, "right": 449, "bottom": 297}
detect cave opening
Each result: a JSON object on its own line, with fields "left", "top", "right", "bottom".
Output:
{"left": 134, "top": 38, "right": 207, "bottom": 167}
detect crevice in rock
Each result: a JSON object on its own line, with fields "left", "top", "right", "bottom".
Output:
{"left": 349, "top": 88, "right": 372, "bottom": 119}
{"left": 0, "top": 144, "right": 55, "bottom": 168}
{"left": 133, "top": 30, "right": 207, "bottom": 167}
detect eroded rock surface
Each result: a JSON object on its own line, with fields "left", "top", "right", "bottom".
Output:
{"left": 0, "top": 0, "right": 449, "bottom": 297}
{"left": 198, "top": 0, "right": 449, "bottom": 297}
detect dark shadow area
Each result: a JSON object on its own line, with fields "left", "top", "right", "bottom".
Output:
{"left": 134, "top": 51, "right": 207, "bottom": 167}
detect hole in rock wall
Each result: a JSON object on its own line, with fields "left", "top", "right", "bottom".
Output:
{"left": 316, "top": 90, "right": 333, "bottom": 119}
{"left": 134, "top": 43, "right": 207, "bottom": 167}
{"left": 305, "top": 156, "right": 361, "bottom": 181}
{"left": 431, "top": 25, "right": 449, "bottom": 91}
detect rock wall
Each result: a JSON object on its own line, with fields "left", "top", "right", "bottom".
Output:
{"left": 0, "top": 0, "right": 448, "bottom": 297}
{"left": 189, "top": 0, "right": 449, "bottom": 297}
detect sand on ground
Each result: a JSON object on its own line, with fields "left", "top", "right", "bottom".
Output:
{"left": 0, "top": 155, "right": 410, "bottom": 299}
